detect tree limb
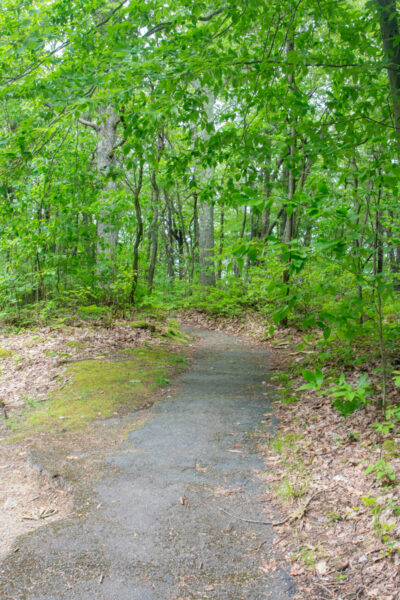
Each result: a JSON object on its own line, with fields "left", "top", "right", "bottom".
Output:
{"left": 77, "top": 118, "right": 99, "bottom": 132}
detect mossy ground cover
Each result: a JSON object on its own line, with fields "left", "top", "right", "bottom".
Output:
{"left": 7, "top": 344, "right": 188, "bottom": 436}
{"left": 0, "top": 347, "right": 13, "bottom": 359}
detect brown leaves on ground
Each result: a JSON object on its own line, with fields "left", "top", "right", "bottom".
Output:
{"left": 0, "top": 323, "right": 152, "bottom": 415}
{"left": 260, "top": 339, "right": 400, "bottom": 600}
{"left": 183, "top": 312, "right": 400, "bottom": 600}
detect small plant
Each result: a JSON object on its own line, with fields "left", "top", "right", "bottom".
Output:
{"left": 270, "top": 433, "right": 303, "bottom": 456}
{"left": 297, "top": 369, "right": 371, "bottom": 417}
{"left": 297, "top": 368, "right": 324, "bottom": 392}
{"left": 374, "top": 404, "right": 400, "bottom": 436}
{"left": 393, "top": 370, "right": 400, "bottom": 387}
{"left": 365, "top": 459, "right": 396, "bottom": 484}
{"left": 327, "top": 373, "right": 371, "bottom": 417}
{"left": 274, "top": 473, "right": 310, "bottom": 501}
{"left": 362, "top": 494, "right": 400, "bottom": 545}
{"left": 293, "top": 544, "right": 320, "bottom": 568}
{"left": 325, "top": 510, "right": 344, "bottom": 524}
{"left": 156, "top": 375, "right": 170, "bottom": 386}
{"left": 270, "top": 433, "right": 310, "bottom": 501}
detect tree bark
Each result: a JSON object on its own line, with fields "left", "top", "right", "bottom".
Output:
{"left": 147, "top": 171, "right": 159, "bottom": 294}
{"left": 129, "top": 162, "right": 144, "bottom": 304}
{"left": 218, "top": 204, "right": 225, "bottom": 279}
{"left": 197, "top": 85, "right": 216, "bottom": 287}
{"left": 376, "top": 0, "right": 400, "bottom": 137}
{"left": 96, "top": 106, "right": 120, "bottom": 278}
{"left": 199, "top": 200, "right": 216, "bottom": 286}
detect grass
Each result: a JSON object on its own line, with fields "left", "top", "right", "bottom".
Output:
{"left": 269, "top": 432, "right": 311, "bottom": 501}
{"left": 0, "top": 347, "right": 13, "bottom": 359}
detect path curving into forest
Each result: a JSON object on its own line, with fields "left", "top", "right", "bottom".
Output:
{"left": 0, "top": 329, "right": 293, "bottom": 600}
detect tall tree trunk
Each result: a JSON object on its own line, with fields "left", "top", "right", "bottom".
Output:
{"left": 160, "top": 189, "right": 175, "bottom": 281}
{"left": 190, "top": 193, "right": 200, "bottom": 281}
{"left": 193, "top": 192, "right": 200, "bottom": 260}
{"left": 164, "top": 189, "right": 176, "bottom": 281}
{"left": 129, "top": 163, "right": 144, "bottom": 304}
{"left": 197, "top": 85, "right": 216, "bottom": 287}
{"left": 374, "top": 181, "right": 384, "bottom": 277}
{"left": 282, "top": 132, "right": 296, "bottom": 285}
{"left": 351, "top": 157, "right": 365, "bottom": 323}
{"left": 240, "top": 206, "right": 247, "bottom": 238}
{"left": 376, "top": 0, "right": 400, "bottom": 137}
{"left": 218, "top": 204, "right": 225, "bottom": 280}
{"left": 175, "top": 190, "right": 188, "bottom": 280}
{"left": 199, "top": 201, "right": 216, "bottom": 286}
{"left": 147, "top": 171, "right": 159, "bottom": 294}
{"left": 96, "top": 107, "right": 120, "bottom": 278}
{"left": 395, "top": 244, "right": 400, "bottom": 290}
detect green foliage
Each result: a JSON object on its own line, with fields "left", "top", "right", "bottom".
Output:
{"left": 297, "top": 369, "right": 324, "bottom": 392}
{"left": 365, "top": 459, "right": 396, "bottom": 483}
{"left": 0, "top": 0, "right": 398, "bottom": 428}
{"left": 362, "top": 494, "right": 400, "bottom": 547}
{"left": 374, "top": 405, "right": 400, "bottom": 436}
{"left": 269, "top": 433, "right": 310, "bottom": 501}
{"left": 327, "top": 374, "right": 371, "bottom": 417}
{"left": 297, "top": 369, "right": 372, "bottom": 417}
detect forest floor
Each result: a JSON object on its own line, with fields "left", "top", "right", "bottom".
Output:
{"left": 0, "top": 313, "right": 399, "bottom": 599}
{"left": 0, "top": 325, "right": 293, "bottom": 599}
{"left": 180, "top": 311, "right": 400, "bottom": 600}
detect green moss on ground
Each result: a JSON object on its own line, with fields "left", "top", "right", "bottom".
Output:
{"left": 7, "top": 345, "right": 188, "bottom": 436}
{"left": 129, "top": 320, "right": 156, "bottom": 332}
{"left": 65, "top": 341, "right": 87, "bottom": 349}
{"left": 0, "top": 347, "right": 13, "bottom": 359}
{"left": 129, "top": 318, "right": 190, "bottom": 345}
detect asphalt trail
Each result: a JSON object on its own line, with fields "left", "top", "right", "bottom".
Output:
{"left": 0, "top": 329, "right": 294, "bottom": 599}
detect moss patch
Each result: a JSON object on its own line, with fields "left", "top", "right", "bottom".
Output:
{"left": 8, "top": 345, "right": 187, "bottom": 436}
{"left": 0, "top": 347, "right": 13, "bottom": 359}
{"left": 65, "top": 341, "right": 87, "bottom": 349}
{"left": 129, "top": 318, "right": 190, "bottom": 345}
{"left": 161, "top": 321, "right": 190, "bottom": 344}
{"left": 129, "top": 320, "right": 156, "bottom": 332}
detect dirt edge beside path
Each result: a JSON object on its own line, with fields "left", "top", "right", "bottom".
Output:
{"left": 0, "top": 320, "right": 193, "bottom": 559}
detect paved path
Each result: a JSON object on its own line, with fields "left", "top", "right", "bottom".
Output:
{"left": 0, "top": 329, "right": 293, "bottom": 599}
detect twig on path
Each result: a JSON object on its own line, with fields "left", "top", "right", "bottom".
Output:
{"left": 220, "top": 490, "right": 327, "bottom": 527}
{"left": 251, "top": 539, "right": 268, "bottom": 552}
{"left": 314, "top": 581, "right": 334, "bottom": 598}
{"left": 22, "top": 508, "right": 58, "bottom": 520}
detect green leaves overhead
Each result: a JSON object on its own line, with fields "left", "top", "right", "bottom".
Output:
{"left": 0, "top": 0, "right": 399, "bottom": 349}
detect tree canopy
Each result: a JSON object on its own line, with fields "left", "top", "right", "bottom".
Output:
{"left": 1, "top": 0, "right": 400, "bottom": 353}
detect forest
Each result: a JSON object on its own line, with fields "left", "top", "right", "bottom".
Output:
{"left": 1, "top": 1, "right": 400, "bottom": 599}
{"left": 1, "top": 0, "right": 399, "bottom": 334}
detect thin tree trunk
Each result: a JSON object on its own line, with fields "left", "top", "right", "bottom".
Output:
{"left": 164, "top": 189, "right": 176, "bottom": 281}
{"left": 199, "top": 201, "right": 216, "bottom": 286}
{"left": 218, "top": 204, "right": 225, "bottom": 280}
{"left": 395, "top": 245, "right": 400, "bottom": 290}
{"left": 240, "top": 206, "right": 247, "bottom": 238}
{"left": 175, "top": 190, "right": 188, "bottom": 280}
{"left": 128, "top": 163, "right": 144, "bottom": 304}
{"left": 147, "top": 171, "right": 159, "bottom": 293}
